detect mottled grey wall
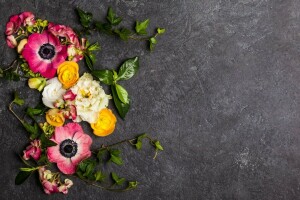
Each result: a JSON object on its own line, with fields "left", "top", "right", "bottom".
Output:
{"left": 1, "top": 0, "right": 300, "bottom": 199}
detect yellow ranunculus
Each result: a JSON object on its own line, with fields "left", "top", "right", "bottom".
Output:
{"left": 46, "top": 108, "right": 65, "bottom": 127}
{"left": 91, "top": 108, "right": 117, "bottom": 137}
{"left": 57, "top": 61, "right": 79, "bottom": 89}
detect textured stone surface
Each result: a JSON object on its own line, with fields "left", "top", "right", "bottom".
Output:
{"left": 1, "top": 0, "right": 300, "bottom": 199}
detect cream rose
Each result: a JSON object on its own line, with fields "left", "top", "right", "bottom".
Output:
{"left": 42, "top": 77, "right": 66, "bottom": 108}
{"left": 71, "top": 73, "right": 111, "bottom": 123}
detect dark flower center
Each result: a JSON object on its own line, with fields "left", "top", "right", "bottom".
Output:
{"left": 59, "top": 139, "right": 78, "bottom": 158}
{"left": 38, "top": 43, "right": 55, "bottom": 60}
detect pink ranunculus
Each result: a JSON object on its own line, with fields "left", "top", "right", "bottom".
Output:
{"left": 63, "top": 90, "right": 76, "bottom": 101}
{"left": 19, "top": 12, "right": 35, "bottom": 26}
{"left": 38, "top": 167, "right": 72, "bottom": 195}
{"left": 22, "top": 31, "right": 67, "bottom": 78}
{"left": 23, "top": 140, "right": 42, "bottom": 160}
{"left": 48, "top": 23, "right": 85, "bottom": 62}
{"left": 6, "top": 35, "right": 17, "bottom": 48}
{"left": 48, "top": 23, "right": 80, "bottom": 46}
{"left": 47, "top": 123, "right": 92, "bottom": 174}
{"left": 5, "top": 15, "right": 21, "bottom": 35}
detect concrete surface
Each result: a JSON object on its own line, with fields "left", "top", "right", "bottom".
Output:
{"left": 1, "top": 0, "right": 300, "bottom": 199}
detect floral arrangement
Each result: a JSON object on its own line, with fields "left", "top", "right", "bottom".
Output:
{"left": 1, "top": 7, "right": 165, "bottom": 195}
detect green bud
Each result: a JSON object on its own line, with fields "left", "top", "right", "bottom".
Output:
{"left": 28, "top": 77, "right": 46, "bottom": 92}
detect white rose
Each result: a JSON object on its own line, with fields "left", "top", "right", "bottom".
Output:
{"left": 42, "top": 77, "right": 66, "bottom": 108}
{"left": 71, "top": 73, "right": 111, "bottom": 123}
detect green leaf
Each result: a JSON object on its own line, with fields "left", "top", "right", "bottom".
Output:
{"left": 115, "top": 84, "right": 129, "bottom": 104}
{"left": 135, "top": 19, "right": 150, "bottom": 35}
{"left": 97, "top": 148, "right": 107, "bottom": 162}
{"left": 19, "top": 167, "right": 38, "bottom": 172}
{"left": 150, "top": 37, "right": 157, "bottom": 44}
{"left": 149, "top": 37, "right": 157, "bottom": 51}
{"left": 91, "top": 70, "right": 113, "bottom": 85}
{"left": 13, "top": 92, "right": 24, "bottom": 106}
{"left": 37, "top": 154, "right": 49, "bottom": 165}
{"left": 107, "top": 7, "right": 122, "bottom": 26}
{"left": 135, "top": 133, "right": 148, "bottom": 150}
{"left": 40, "top": 133, "right": 57, "bottom": 148}
{"left": 114, "top": 28, "right": 131, "bottom": 41}
{"left": 94, "top": 171, "right": 106, "bottom": 182}
{"left": 157, "top": 28, "right": 166, "bottom": 34}
{"left": 128, "top": 181, "right": 138, "bottom": 189}
{"left": 88, "top": 42, "right": 101, "bottom": 51}
{"left": 84, "top": 54, "right": 94, "bottom": 71}
{"left": 111, "top": 85, "right": 130, "bottom": 119}
{"left": 111, "top": 172, "right": 126, "bottom": 185}
{"left": 15, "top": 171, "right": 32, "bottom": 185}
{"left": 22, "top": 122, "right": 40, "bottom": 140}
{"left": 95, "top": 22, "right": 113, "bottom": 35}
{"left": 76, "top": 8, "right": 93, "bottom": 28}
{"left": 83, "top": 162, "right": 96, "bottom": 177}
{"left": 113, "top": 70, "right": 118, "bottom": 80}
{"left": 154, "top": 141, "right": 164, "bottom": 151}
{"left": 26, "top": 107, "right": 43, "bottom": 119}
{"left": 117, "top": 57, "right": 139, "bottom": 81}
{"left": 109, "top": 149, "right": 123, "bottom": 166}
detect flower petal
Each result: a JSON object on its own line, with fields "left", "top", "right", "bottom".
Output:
{"left": 57, "top": 159, "right": 76, "bottom": 174}
{"left": 47, "top": 145, "right": 65, "bottom": 163}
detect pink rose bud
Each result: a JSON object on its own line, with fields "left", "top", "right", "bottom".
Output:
{"left": 23, "top": 140, "right": 42, "bottom": 160}
{"left": 5, "top": 15, "right": 21, "bottom": 35}
{"left": 19, "top": 12, "right": 35, "bottom": 26}
{"left": 6, "top": 35, "right": 17, "bottom": 48}
{"left": 63, "top": 90, "right": 76, "bottom": 101}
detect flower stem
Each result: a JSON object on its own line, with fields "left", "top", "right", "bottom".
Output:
{"left": 9, "top": 101, "right": 24, "bottom": 124}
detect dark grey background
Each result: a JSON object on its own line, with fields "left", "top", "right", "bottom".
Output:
{"left": 1, "top": 0, "right": 300, "bottom": 199}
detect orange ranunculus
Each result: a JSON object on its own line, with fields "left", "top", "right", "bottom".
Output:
{"left": 46, "top": 108, "right": 65, "bottom": 127}
{"left": 91, "top": 108, "right": 117, "bottom": 137}
{"left": 57, "top": 61, "right": 79, "bottom": 89}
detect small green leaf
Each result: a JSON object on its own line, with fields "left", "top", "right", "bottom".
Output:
{"left": 76, "top": 8, "right": 93, "bottom": 28}
{"left": 114, "top": 28, "right": 131, "bottom": 41}
{"left": 115, "top": 84, "right": 129, "bottom": 104}
{"left": 88, "top": 42, "right": 101, "bottom": 51}
{"left": 84, "top": 54, "right": 94, "bottom": 71}
{"left": 111, "top": 172, "right": 126, "bottom": 185}
{"left": 97, "top": 148, "right": 107, "bottom": 162}
{"left": 91, "top": 70, "right": 113, "bottom": 85}
{"left": 149, "top": 37, "right": 157, "bottom": 51}
{"left": 117, "top": 57, "right": 139, "bottom": 81}
{"left": 94, "top": 171, "right": 106, "bottom": 182}
{"left": 150, "top": 37, "right": 157, "bottom": 44}
{"left": 113, "top": 70, "right": 118, "bottom": 81}
{"left": 157, "top": 28, "right": 166, "bottom": 34}
{"left": 154, "top": 141, "right": 164, "bottom": 151}
{"left": 13, "top": 92, "right": 24, "bottom": 106}
{"left": 135, "top": 133, "right": 147, "bottom": 150}
{"left": 15, "top": 171, "right": 32, "bottom": 185}
{"left": 109, "top": 149, "right": 123, "bottom": 166}
{"left": 128, "top": 181, "right": 138, "bottom": 189}
{"left": 135, "top": 19, "right": 150, "bottom": 35}
{"left": 107, "top": 7, "right": 122, "bottom": 26}
{"left": 95, "top": 22, "right": 113, "bottom": 35}
{"left": 83, "top": 162, "right": 96, "bottom": 177}
{"left": 22, "top": 122, "right": 40, "bottom": 140}
{"left": 40, "top": 133, "right": 57, "bottom": 148}
{"left": 26, "top": 107, "right": 43, "bottom": 119}
{"left": 111, "top": 85, "right": 130, "bottom": 119}
{"left": 19, "top": 167, "right": 38, "bottom": 172}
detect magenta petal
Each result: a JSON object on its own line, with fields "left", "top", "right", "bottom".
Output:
{"left": 57, "top": 159, "right": 76, "bottom": 174}
{"left": 47, "top": 145, "right": 65, "bottom": 163}
{"left": 53, "top": 126, "right": 73, "bottom": 143}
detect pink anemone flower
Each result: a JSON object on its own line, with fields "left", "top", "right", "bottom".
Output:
{"left": 22, "top": 31, "right": 67, "bottom": 78}
{"left": 47, "top": 123, "right": 92, "bottom": 174}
